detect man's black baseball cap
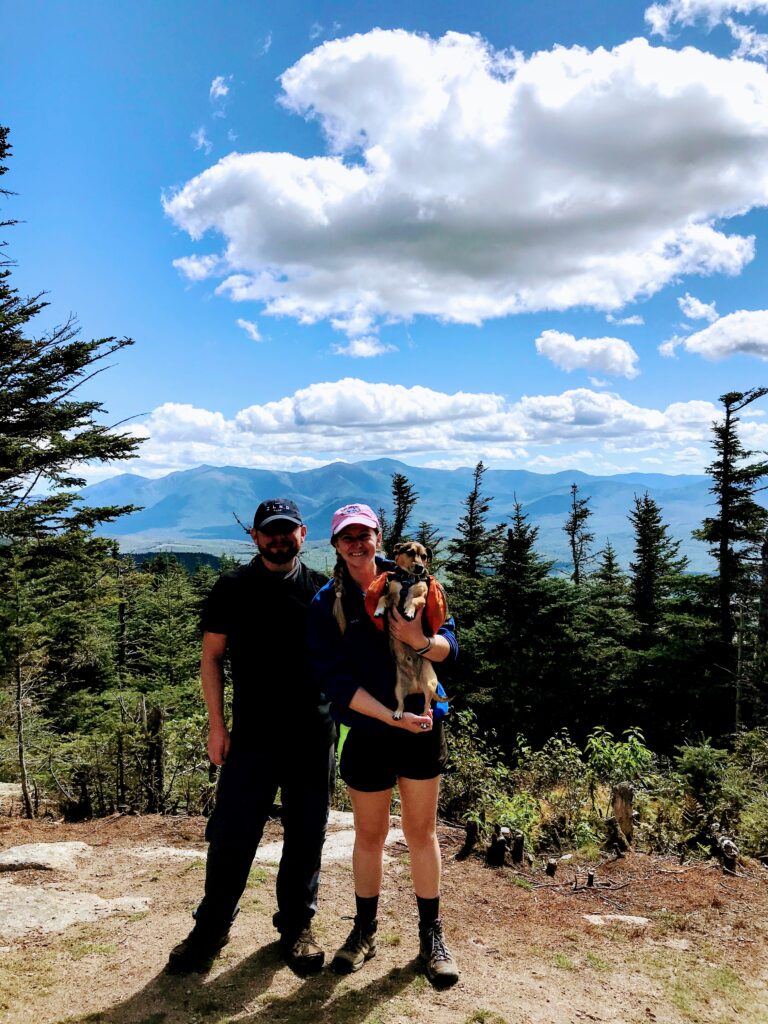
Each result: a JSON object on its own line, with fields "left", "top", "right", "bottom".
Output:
{"left": 253, "top": 498, "right": 303, "bottom": 531}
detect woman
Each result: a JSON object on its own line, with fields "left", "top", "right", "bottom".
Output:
{"left": 308, "top": 503, "right": 459, "bottom": 988}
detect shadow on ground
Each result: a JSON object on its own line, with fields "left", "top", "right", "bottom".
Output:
{"left": 64, "top": 941, "right": 418, "bottom": 1024}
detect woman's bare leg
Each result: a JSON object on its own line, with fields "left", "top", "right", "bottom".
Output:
{"left": 348, "top": 787, "right": 392, "bottom": 896}
{"left": 398, "top": 776, "right": 441, "bottom": 898}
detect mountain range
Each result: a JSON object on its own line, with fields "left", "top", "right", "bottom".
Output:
{"left": 82, "top": 459, "right": 717, "bottom": 573}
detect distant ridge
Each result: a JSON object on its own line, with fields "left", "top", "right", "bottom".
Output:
{"left": 83, "top": 459, "right": 714, "bottom": 571}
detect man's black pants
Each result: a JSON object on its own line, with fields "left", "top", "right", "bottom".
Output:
{"left": 194, "top": 738, "right": 335, "bottom": 938}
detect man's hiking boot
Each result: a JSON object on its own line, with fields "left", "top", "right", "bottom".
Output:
{"left": 280, "top": 926, "right": 325, "bottom": 973}
{"left": 419, "top": 919, "right": 459, "bottom": 988}
{"left": 166, "top": 924, "right": 231, "bottom": 974}
{"left": 330, "top": 918, "right": 377, "bottom": 973}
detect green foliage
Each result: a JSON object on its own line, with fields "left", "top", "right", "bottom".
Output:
{"left": 440, "top": 710, "right": 528, "bottom": 838}
{"left": 585, "top": 727, "right": 655, "bottom": 787}
{"left": 674, "top": 740, "right": 729, "bottom": 806}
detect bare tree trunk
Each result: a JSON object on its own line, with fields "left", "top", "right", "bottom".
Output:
{"left": 146, "top": 705, "right": 165, "bottom": 813}
{"left": 611, "top": 782, "right": 634, "bottom": 844}
{"left": 116, "top": 571, "right": 127, "bottom": 808}
{"left": 15, "top": 650, "right": 33, "bottom": 819}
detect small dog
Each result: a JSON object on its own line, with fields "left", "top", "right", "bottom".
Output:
{"left": 374, "top": 541, "right": 440, "bottom": 721}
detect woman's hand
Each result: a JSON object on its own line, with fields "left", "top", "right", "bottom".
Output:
{"left": 396, "top": 709, "right": 434, "bottom": 733}
{"left": 389, "top": 605, "right": 428, "bottom": 649}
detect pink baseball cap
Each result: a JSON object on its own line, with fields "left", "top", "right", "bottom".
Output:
{"left": 330, "top": 503, "right": 381, "bottom": 540}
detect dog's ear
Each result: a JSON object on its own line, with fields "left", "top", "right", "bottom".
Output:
{"left": 393, "top": 541, "right": 407, "bottom": 557}
{"left": 425, "top": 546, "right": 433, "bottom": 564}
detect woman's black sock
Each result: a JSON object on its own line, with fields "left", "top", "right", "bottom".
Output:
{"left": 416, "top": 895, "right": 440, "bottom": 928}
{"left": 355, "top": 894, "right": 379, "bottom": 926}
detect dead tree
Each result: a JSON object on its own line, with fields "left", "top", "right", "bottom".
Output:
{"left": 611, "top": 782, "right": 634, "bottom": 844}
{"left": 605, "top": 815, "right": 631, "bottom": 853}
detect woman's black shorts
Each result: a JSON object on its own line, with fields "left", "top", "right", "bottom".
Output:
{"left": 339, "top": 719, "right": 448, "bottom": 792}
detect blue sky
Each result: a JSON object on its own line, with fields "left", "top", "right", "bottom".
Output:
{"left": 3, "top": 0, "right": 768, "bottom": 479}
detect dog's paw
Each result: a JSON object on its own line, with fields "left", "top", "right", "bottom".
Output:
{"left": 403, "top": 611, "right": 416, "bottom": 621}
{"left": 374, "top": 607, "right": 385, "bottom": 617}
{"left": 392, "top": 711, "right": 403, "bottom": 720}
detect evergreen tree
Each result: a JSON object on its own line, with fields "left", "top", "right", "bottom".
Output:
{"left": 592, "top": 541, "right": 627, "bottom": 606}
{"left": 485, "top": 502, "right": 578, "bottom": 744}
{"left": 629, "top": 492, "right": 688, "bottom": 636}
{"left": 563, "top": 483, "right": 594, "bottom": 585}
{"left": 381, "top": 472, "right": 419, "bottom": 554}
{"left": 447, "top": 462, "right": 505, "bottom": 580}
{"left": 414, "top": 519, "right": 444, "bottom": 571}
{"left": 697, "top": 388, "right": 768, "bottom": 650}
{"left": 0, "top": 127, "right": 140, "bottom": 542}
{"left": 0, "top": 127, "right": 142, "bottom": 815}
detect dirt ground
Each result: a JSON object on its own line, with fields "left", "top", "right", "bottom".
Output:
{"left": 1, "top": 813, "right": 767, "bottom": 1024}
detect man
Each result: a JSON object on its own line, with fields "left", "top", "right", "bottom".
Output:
{"left": 167, "top": 498, "right": 333, "bottom": 974}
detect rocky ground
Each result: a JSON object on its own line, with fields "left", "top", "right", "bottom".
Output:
{"left": 0, "top": 808, "right": 767, "bottom": 1024}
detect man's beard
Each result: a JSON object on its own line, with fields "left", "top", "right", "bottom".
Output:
{"left": 258, "top": 538, "right": 300, "bottom": 565}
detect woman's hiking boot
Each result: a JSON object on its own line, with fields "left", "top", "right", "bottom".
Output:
{"left": 330, "top": 918, "right": 377, "bottom": 973}
{"left": 419, "top": 919, "right": 459, "bottom": 988}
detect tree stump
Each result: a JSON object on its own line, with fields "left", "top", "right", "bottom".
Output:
{"left": 456, "top": 819, "right": 480, "bottom": 860}
{"left": 605, "top": 815, "right": 631, "bottom": 853}
{"left": 545, "top": 858, "right": 558, "bottom": 877}
{"left": 510, "top": 830, "right": 525, "bottom": 865}
{"left": 486, "top": 824, "right": 507, "bottom": 867}
{"left": 611, "top": 782, "right": 634, "bottom": 844}
{"left": 709, "top": 826, "right": 739, "bottom": 873}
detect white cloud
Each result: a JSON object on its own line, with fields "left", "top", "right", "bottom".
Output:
{"left": 332, "top": 336, "right": 397, "bottom": 357}
{"left": 236, "top": 318, "right": 263, "bottom": 341}
{"left": 258, "top": 33, "right": 273, "bottom": 57}
{"left": 678, "top": 292, "right": 719, "bottom": 321}
{"left": 607, "top": 313, "right": 645, "bottom": 325}
{"left": 666, "top": 309, "right": 768, "bottom": 359}
{"left": 726, "top": 17, "right": 768, "bottom": 57}
{"left": 172, "top": 254, "right": 225, "bottom": 281}
{"left": 124, "top": 380, "right": 729, "bottom": 477}
{"left": 191, "top": 126, "right": 212, "bottom": 155}
{"left": 589, "top": 376, "right": 611, "bottom": 387}
{"left": 645, "top": 1, "right": 768, "bottom": 36}
{"left": 165, "top": 31, "right": 768, "bottom": 338}
{"left": 210, "top": 76, "right": 231, "bottom": 101}
{"left": 658, "top": 336, "right": 682, "bottom": 357}
{"left": 535, "top": 329, "right": 640, "bottom": 378}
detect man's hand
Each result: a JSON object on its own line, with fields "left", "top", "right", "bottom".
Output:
{"left": 208, "top": 723, "right": 231, "bottom": 767}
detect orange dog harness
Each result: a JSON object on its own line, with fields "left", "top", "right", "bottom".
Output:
{"left": 364, "top": 572, "right": 448, "bottom": 635}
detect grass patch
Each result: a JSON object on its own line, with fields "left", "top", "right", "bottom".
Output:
{"left": 585, "top": 951, "right": 611, "bottom": 972}
{"left": 465, "top": 1012, "right": 509, "bottom": 1024}
{"left": 409, "top": 974, "right": 428, "bottom": 995}
{"left": 509, "top": 875, "right": 534, "bottom": 891}
{"left": 246, "top": 866, "right": 270, "bottom": 887}
{"left": 643, "top": 949, "right": 753, "bottom": 1021}
{"left": 66, "top": 942, "right": 118, "bottom": 961}
{"left": 553, "top": 952, "right": 576, "bottom": 970}
{"left": 380, "top": 931, "right": 402, "bottom": 946}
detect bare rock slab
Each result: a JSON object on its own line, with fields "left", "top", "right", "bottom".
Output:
{"left": 584, "top": 913, "right": 651, "bottom": 927}
{"left": 0, "top": 878, "right": 149, "bottom": 939}
{"left": 255, "top": 826, "right": 405, "bottom": 865}
{"left": 126, "top": 845, "right": 207, "bottom": 861}
{"left": 0, "top": 842, "right": 92, "bottom": 872}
